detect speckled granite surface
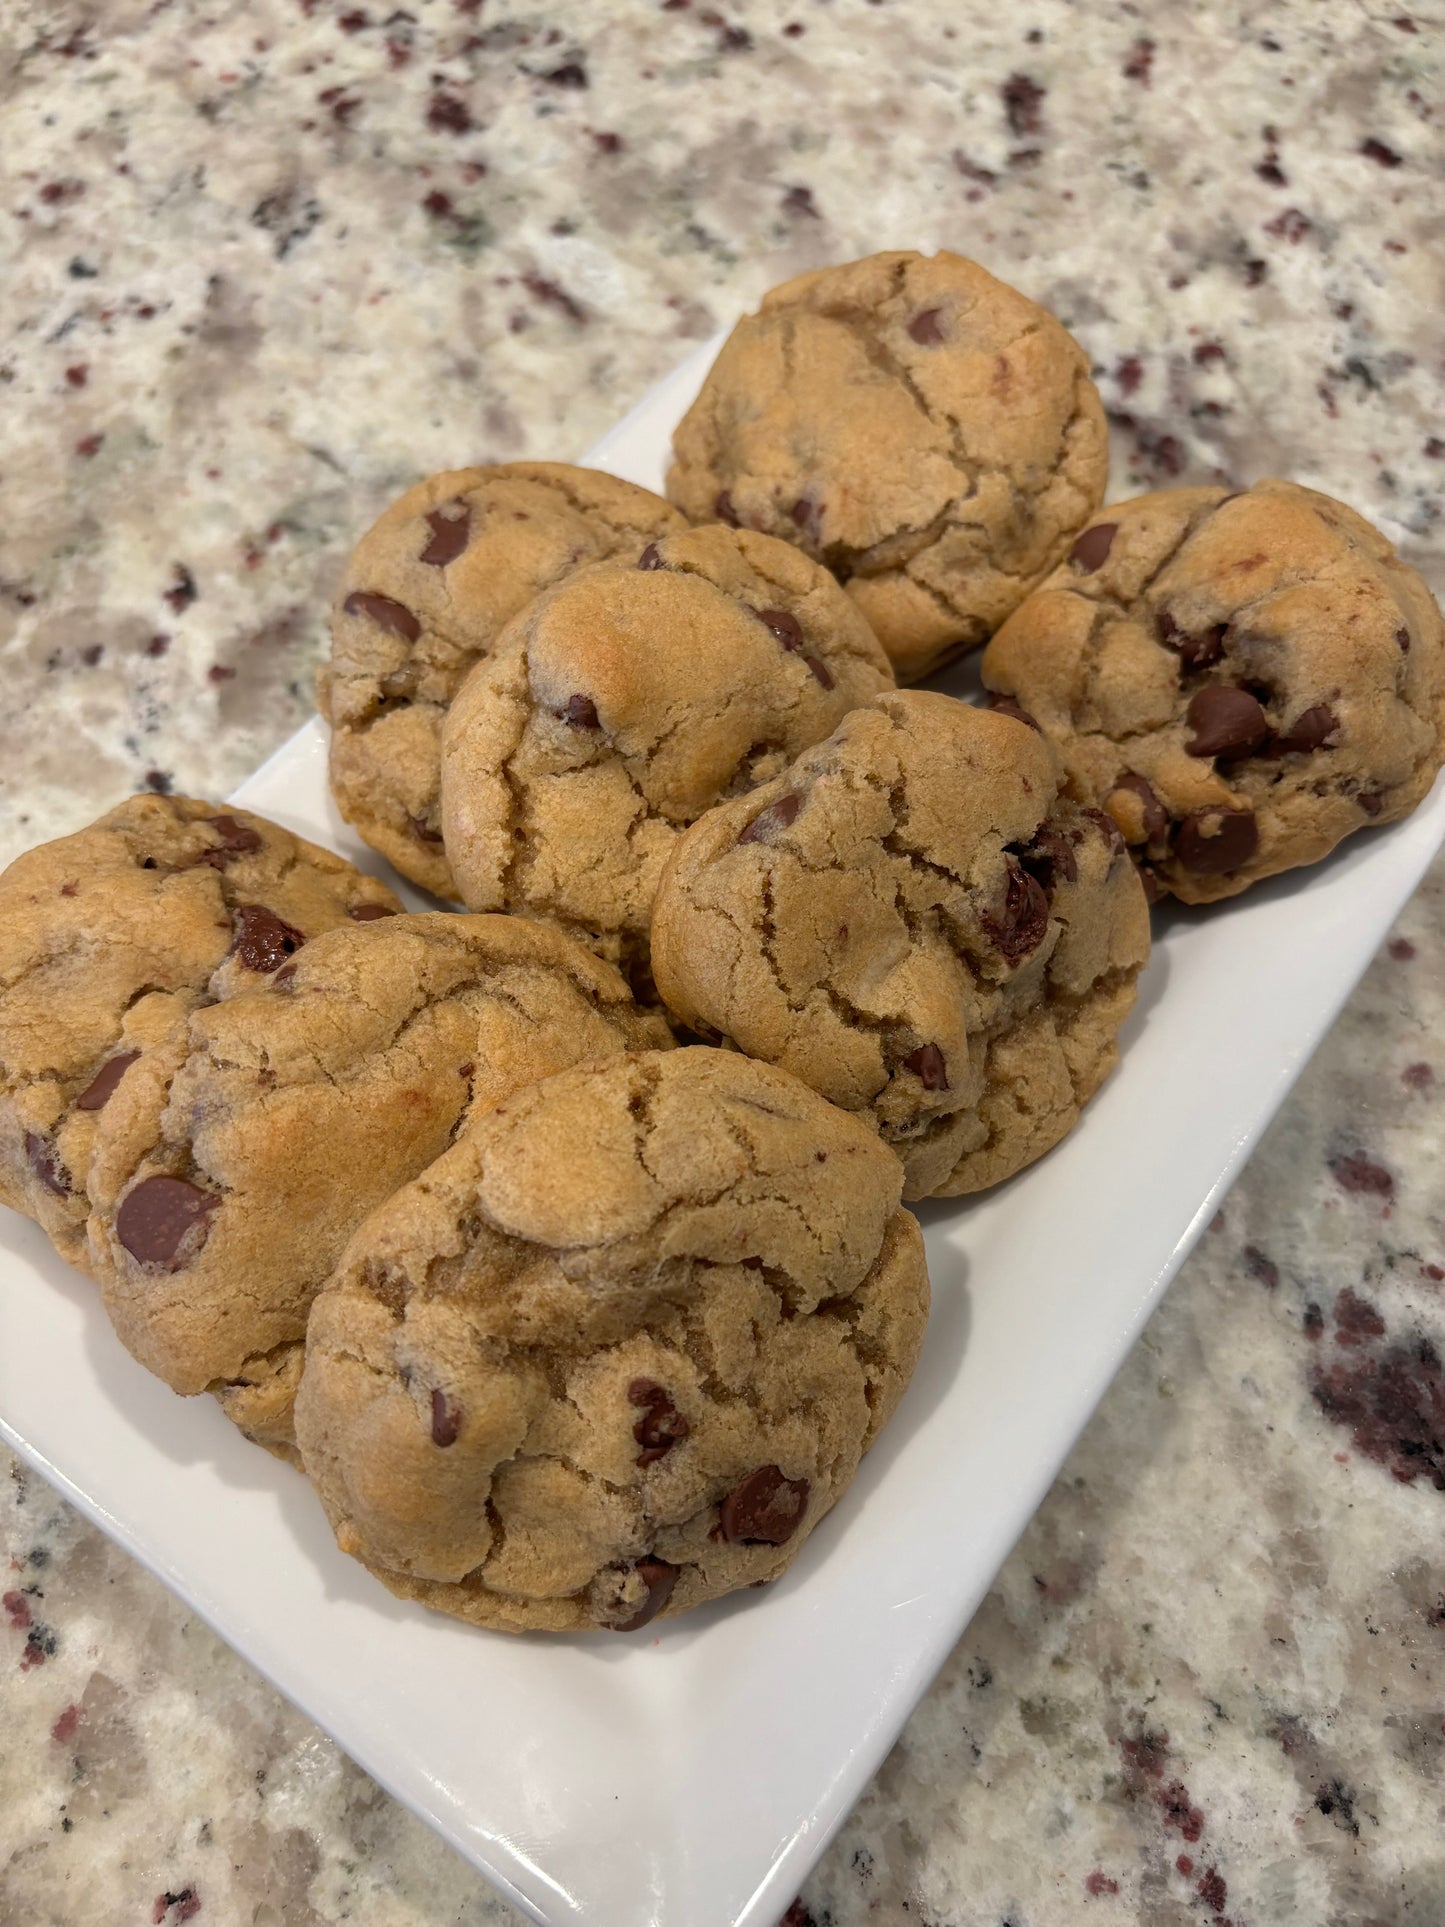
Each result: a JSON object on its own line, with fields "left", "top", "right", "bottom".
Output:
{"left": 1, "top": 1, "right": 1442, "bottom": 1922}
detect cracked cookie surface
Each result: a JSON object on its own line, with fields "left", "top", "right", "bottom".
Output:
{"left": 0, "top": 794, "right": 398, "bottom": 1270}
{"left": 666, "top": 250, "right": 1108, "bottom": 684}
{"left": 652, "top": 693, "right": 1150, "bottom": 1198}
{"left": 981, "top": 480, "right": 1445, "bottom": 903}
{"left": 438, "top": 522, "right": 894, "bottom": 982}
{"left": 84, "top": 912, "right": 671, "bottom": 1458}
{"left": 293, "top": 1047, "right": 929, "bottom": 1633}
{"left": 320, "top": 463, "right": 685, "bottom": 899}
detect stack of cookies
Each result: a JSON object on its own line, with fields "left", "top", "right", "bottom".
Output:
{"left": 6, "top": 250, "right": 1442, "bottom": 1637}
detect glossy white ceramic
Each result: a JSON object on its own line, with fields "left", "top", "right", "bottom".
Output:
{"left": 4, "top": 342, "right": 1443, "bottom": 1927}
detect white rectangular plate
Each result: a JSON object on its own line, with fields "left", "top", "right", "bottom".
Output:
{"left": 5, "top": 341, "right": 1444, "bottom": 1927}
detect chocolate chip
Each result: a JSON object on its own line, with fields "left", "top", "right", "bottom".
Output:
{"left": 115, "top": 1175, "right": 220, "bottom": 1269}
{"left": 738, "top": 793, "right": 803, "bottom": 845}
{"left": 984, "top": 858, "right": 1050, "bottom": 963}
{"left": 430, "top": 1388, "right": 461, "bottom": 1447}
{"left": 908, "top": 307, "right": 945, "bottom": 345}
{"left": 904, "top": 1043, "right": 948, "bottom": 1090}
{"left": 342, "top": 592, "right": 421, "bottom": 642}
{"left": 986, "top": 692, "right": 1042, "bottom": 732}
{"left": 637, "top": 542, "right": 664, "bottom": 570}
{"left": 1019, "top": 827, "right": 1078, "bottom": 889}
{"left": 1358, "top": 790, "right": 1385, "bottom": 816}
{"left": 715, "top": 490, "right": 741, "bottom": 527}
{"left": 24, "top": 1132, "right": 70, "bottom": 1197}
{"left": 1185, "top": 684, "right": 1270, "bottom": 760}
{"left": 420, "top": 503, "right": 471, "bottom": 566}
{"left": 1111, "top": 772, "right": 1169, "bottom": 844}
{"left": 1158, "top": 610, "right": 1226, "bottom": 670}
{"left": 230, "top": 904, "right": 306, "bottom": 972}
{"left": 1274, "top": 703, "right": 1340, "bottom": 753}
{"left": 1176, "top": 806, "right": 1259, "bottom": 874}
{"left": 720, "top": 1466, "right": 810, "bottom": 1545}
{"left": 348, "top": 903, "right": 396, "bottom": 920}
{"left": 1069, "top": 522, "right": 1117, "bottom": 571}
{"left": 805, "top": 655, "right": 834, "bottom": 689}
{"left": 628, "top": 1377, "right": 690, "bottom": 1465}
{"left": 790, "top": 495, "right": 823, "bottom": 543}
{"left": 754, "top": 606, "right": 803, "bottom": 651}
{"left": 75, "top": 1051, "right": 140, "bottom": 1113}
{"left": 272, "top": 965, "right": 297, "bottom": 988}
{"left": 1081, "top": 806, "right": 1127, "bottom": 855}
{"left": 1396, "top": 626, "right": 1411, "bottom": 653}
{"left": 610, "top": 1557, "right": 678, "bottom": 1632}
{"left": 1138, "top": 864, "right": 1165, "bottom": 904}
{"left": 206, "top": 814, "right": 262, "bottom": 855}
{"left": 558, "top": 693, "right": 600, "bottom": 729}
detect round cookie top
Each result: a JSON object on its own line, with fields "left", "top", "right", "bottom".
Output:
{"left": 666, "top": 250, "right": 1108, "bottom": 683}
{"left": 320, "top": 463, "right": 685, "bottom": 898}
{"left": 294, "top": 1047, "right": 929, "bottom": 1634}
{"left": 438, "top": 522, "right": 895, "bottom": 978}
{"left": 981, "top": 480, "right": 1445, "bottom": 904}
{"left": 84, "top": 912, "right": 672, "bottom": 1442}
{"left": 651, "top": 692, "right": 1151, "bottom": 1198}
{"left": 0, "top": 794, "right": 398, "bottom": 1267}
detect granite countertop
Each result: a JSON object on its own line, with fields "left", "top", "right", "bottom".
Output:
{"left": 2, "top": 1, "right": 1441, "bottom": 1922}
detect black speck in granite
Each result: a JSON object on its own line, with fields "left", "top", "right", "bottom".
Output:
{"left": 1001, "top": 73, "right": 1045, "bottom": 139}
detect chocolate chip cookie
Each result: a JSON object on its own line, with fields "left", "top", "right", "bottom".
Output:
{"left": 438, "top": 523, "right": 894, "bottom": 984}
{"left": 0, "top": 794, "right": 398, "bottom": 1270}
{"left": 84, "top": 913, "right": 671, "bottom": 1458}
{"left": 666, "top": 250, "right": 1108, "bottom": 684}
{"left": 294, "top": 1047, "right": 929, "bottom": 1632}
{"left": 651, "top": 693, "right": 1150, "bottom": 1197}
{"left": 981, "top": 480, "right": 1445, "bottom": 903}
{"left": 320, "top": 464, "right": 685, "bottom": 899}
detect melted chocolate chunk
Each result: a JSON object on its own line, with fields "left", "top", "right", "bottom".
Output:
{"left": 986, "top": 693, "right": 1042, "bottom": 732}
{"left": 348, "top": 903, "right": 396, "bottom": 921}
{"left": 206, "top": 814, "right": 262, "bottom": 855}
{"left": 738, "top": 793, "right": 803, "bottom": 845}
{"left": 1396, "top": 626, "right": 1411, "bottom": 653}
{"left": 558, "top": 693, "right": 601, "bottom": 730}
{"left": 720, "top": 1465, "right": 810, "bottom": 1545}
{"left": 714, "top": 490, "right": 741, "bottom": 527}
{"left": 907, "top": 306, "right": 945, "bottom": 345}
{"left": 25, "top": 1132, "right": 70, "bottom": 1197}
{"left": 1158, "top": 610, "right": 1226, "bottom": 670}
{"left": 754, "top": 606, "right": 803, "bottom": 652}
{"left": 1175, "top": 807, "right": 1259, "bottom": 875}
{"left": 342, "top": 592, "right": 421, "bottom": 642}
{"left": 904, "top": 1043, "right": 948, "bottom": 1090}
{"left": 75, "top": 1051, "right": 140, "bottom": 1113}
{"left": 430, "top": 1388, "right": 462, "bottom": 1447}
{"left": 1069, "top": 522, "right": 1117, "bottom": 571}
{"left": 1184, "top": 685, "right": 1270, "bottom": 760}
{"left": 115, "top": 1175, "right": 219, "bottom": 1269}
{"left": 230, "top": 904, "right": 306, "bottom": 973}
{"left": 610, "top": 1557, "right": 678, "bottom": 1632}
{"left": 1111, "top": 773, "right": 1169, "bottom": 844}
{"left": 1019, "top": 827, "right": 1078, "bottom": 889}
{"left": 1358, "top": 790, "right": 1385, "bottom": 817}
{"left": 628, "top": 1377, "right": 690, "bottom": 1466}
{"left": 1274, "top": 702, "right": 1339, "bottom": 753}
{"left": 637, "top": 542, "right": 664, "bottom": 570}
{"left": 420, "top": 503, "right": 472, "bottom": 567}
{"left": 983, "top": 858, "right": 1050, "bottom": 963}
{"left": 805, "top": 654, "right": 834, "bottom": 689}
